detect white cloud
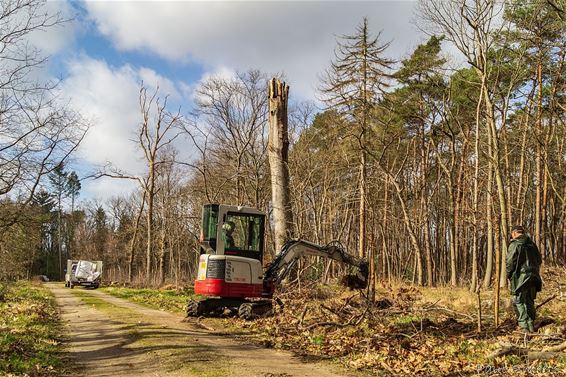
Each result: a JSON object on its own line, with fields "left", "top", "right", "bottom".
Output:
{"left": 28, "top": 0, "right": 78, "bottom": 55}
{"left": 178, "top": 82, "right": 193, "bottom": 102}
{"left": 59, "top": 56, "right": 189, "bottom": 201}
{"left": 84, "top": 1, "right": 424, "bottom": 100}
{"left": 61, "top": 56, "right": 142, "bottom": 173}
{"left": 82, "top": 176, "right": 139, "bottom": 203}
{"left": 199, "top": 66, "right": 237, "bottom": 83}
{"left": 190, "top": 65, "right": 237, "bottom": 103}
{"left": 138, "top": 67, "right": 180, "bottom": 100}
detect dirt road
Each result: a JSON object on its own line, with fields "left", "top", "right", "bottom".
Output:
{"left": 48, "top": 284, "right": 347, "bottom": 377}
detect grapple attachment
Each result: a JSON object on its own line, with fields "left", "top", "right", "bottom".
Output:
{"left": 341, "top": 260, "right": 369, "bottom": 290}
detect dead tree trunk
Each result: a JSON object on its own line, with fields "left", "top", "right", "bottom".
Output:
{"left": 268, "top": 78, "right": 294, "bottom": 254}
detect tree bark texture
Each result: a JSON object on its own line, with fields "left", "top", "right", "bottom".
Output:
{"left": 268, "top": 78, "right": 294, "bottom": 254}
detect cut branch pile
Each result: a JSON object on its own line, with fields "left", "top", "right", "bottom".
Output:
{"left": 231, "top": 283, "right": 566, "bottom": 376}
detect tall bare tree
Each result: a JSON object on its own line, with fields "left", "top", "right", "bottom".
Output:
{"left": 137, "top": 87, "right": 182, "bottom": 281}
{"left": 98, "top": 86, "right": 181, "bottom": 283}
{"left": 320, "top": 17, "right": 393, "bottom": 259}
{"left": 190, "top": 70, "right": 269, "bottom": 207}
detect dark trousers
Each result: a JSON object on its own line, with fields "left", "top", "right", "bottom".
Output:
{"left": 512, "top": 285, "right": 537, "bottom": 331}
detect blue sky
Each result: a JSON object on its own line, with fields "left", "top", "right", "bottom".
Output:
{"left": 37, "top": 1, "right": 432, "bottom": 203}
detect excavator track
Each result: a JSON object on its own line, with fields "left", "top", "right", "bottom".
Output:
{"left": 187, "top": 298, "right": 273, "bottom": 319}
{"left": 238, "top": 300, "right": 273, "bottom": 319}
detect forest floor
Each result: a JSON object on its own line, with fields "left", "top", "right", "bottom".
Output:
{"left": 99, "top": 267, "right": 566, "bottom": 376}
{"left": 47, "top": 283, "right": 351, "bottom": 377}
{"left": 225, "top": 277, "right": 566, "bottom": 376}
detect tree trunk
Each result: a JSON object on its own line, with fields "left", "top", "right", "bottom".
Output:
{"left": 471, "top": 80, "right": 483, "bottom": 291}
{"left": 267, "top": 78, "right": 293, "bottom": 254}
{"left": 359, "top": 152, "right": 367, "bottom": 258}
{"left": 57, "top": 197, "right": 62, "bottom": 281}
{"left": 420, "top": 125, "right": 433, "bottom": 287}
{"left": 128, "top": 191, "right": 146, "bottom": 283}
{"left": 69, "top": 194, "right": 75, "bottom": 259}
{"left": 482, "top": 164, "right": 494, "bottom": 289}
{"left": 381, "top": 176, "right": 390, "bottom": 283}
{"left": 391, "top": 176, "right": 423, "bottom": 286}
{"left": 515, "top": 94, "right": 533, "bottom": 222}
{"left": 146, "top": 170, "right": 155, "bottom": 281}
{"left": 158, "top": 225, "right": 166, "bottom": 285}
{"left": 535, "top": 59, "right": 543, "bottom": 260}
{"left": 481, "top": 83, "right": 509, "bottom": 287}
{"left": 494, "top": 221, "right": 501, "bottom": 327}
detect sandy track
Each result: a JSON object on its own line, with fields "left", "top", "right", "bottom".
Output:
{"left": 48, "top": 284, "right": 347, "bottom": 377}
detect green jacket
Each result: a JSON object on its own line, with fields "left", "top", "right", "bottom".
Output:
{"left": 506, "top": 235, "right": 542, "bottom": 294}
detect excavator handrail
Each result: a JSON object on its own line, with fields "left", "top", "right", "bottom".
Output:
{"left": 263, "top": 239, "right": 369, "bottom": 287}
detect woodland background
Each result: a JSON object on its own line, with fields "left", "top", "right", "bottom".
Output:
{"left": 1, "top": 0, "right": 564, "bottom": 295}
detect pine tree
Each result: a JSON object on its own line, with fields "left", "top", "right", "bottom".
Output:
{"left": 48, "top": 163, "right": 68, "bottom": 280}
{"left": 320, "top": 17, "right": 393, "bottom": 262}
{"left": 66, "top": 172, "right": 81, "bottom": 257}
{"left": 391, "top": 36, "right": 447, "bottom": 286}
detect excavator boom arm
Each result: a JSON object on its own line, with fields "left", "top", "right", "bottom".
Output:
{"left": 263, "top": 239, "right": 369, "bottom": 294}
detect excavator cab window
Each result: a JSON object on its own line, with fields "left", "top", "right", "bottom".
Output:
{"left": 200, "top": 204, "right": 219, "bottom": 253}
{"left": 224, "top": 212, "right": 264, "bottom": 261}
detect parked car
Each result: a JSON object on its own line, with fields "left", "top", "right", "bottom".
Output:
{"left": 65, "top": 260, "right": 102, "bottom": 289}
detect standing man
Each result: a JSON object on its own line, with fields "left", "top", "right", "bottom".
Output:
{"left": 506, "top": 225, "right": 542, "bottom": 333}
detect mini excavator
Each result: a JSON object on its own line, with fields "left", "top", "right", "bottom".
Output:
{"left": 187, "top": 204, "right": 369, "bottom": 319}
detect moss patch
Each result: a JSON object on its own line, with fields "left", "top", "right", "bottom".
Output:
{"left": 70, "top": 289, "right": 138, "bottom": 316}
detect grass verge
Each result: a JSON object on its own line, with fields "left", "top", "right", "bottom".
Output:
{"left": 0, "top": 281, "right": 63, "bottom": 376}
{"left": 100, "top": 286, "right": 197, "bottom": 313}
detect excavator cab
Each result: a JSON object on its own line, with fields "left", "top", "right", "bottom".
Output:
{"left": 200, "top": 204, "right": 265, "bottom": 261}
{"left": 195, "top": 204, "right": 267, "bottom": 301}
